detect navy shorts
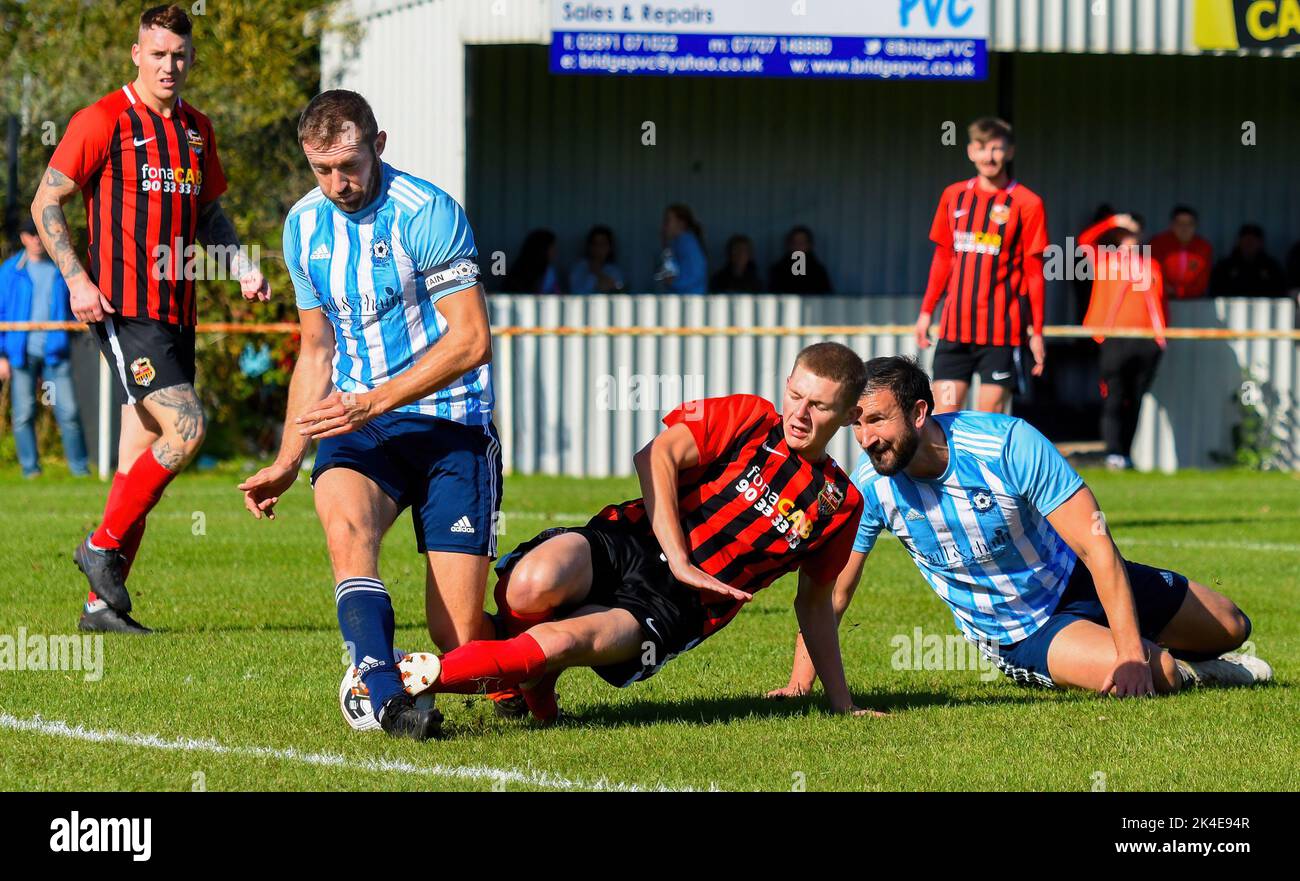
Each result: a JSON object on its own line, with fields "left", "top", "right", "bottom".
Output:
{"left": 311, "top": 412, "right": 502, "bottom": 557}
{"left": 980, "top": 559, "right": 1190, "bottom": 688}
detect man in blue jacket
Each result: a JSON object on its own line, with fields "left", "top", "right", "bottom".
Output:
{"left": 0, "top": 218, "right": 89, "bottom": 477}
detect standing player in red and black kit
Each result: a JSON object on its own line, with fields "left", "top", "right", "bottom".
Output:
{"left": 366, "top": 343, "right": 880, "bottom": 726}
{"left": 914, "top": 117, "right": 1048, "bottom": 414}
{"left": 31, "top": 6, "right": 269, "bottom": 634}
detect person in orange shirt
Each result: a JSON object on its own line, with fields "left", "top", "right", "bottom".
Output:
{"left": 1079, "top": 213, "right": 1168, "bottom": 471}
{"left": 1149, "top": 205, "right": 1212, "bottom": 299}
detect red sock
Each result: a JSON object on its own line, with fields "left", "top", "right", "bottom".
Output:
{"left": 91, "top": 449, "right": 178, "bottom": 550}
{"left": 522, "top": 670, "right": 562, "bottom": 723}
{"left": 119, "top": 519, "right": 148, "bottom": 579}
{"left": 436, "top": 635, "right": 548, "bottom": 695}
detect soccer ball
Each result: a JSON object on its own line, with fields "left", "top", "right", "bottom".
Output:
{"left": 338, "top": 649, "right": 442, "bottom": 731}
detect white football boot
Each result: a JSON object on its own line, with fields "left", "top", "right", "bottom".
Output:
{"left": 1177, "top": 652, "right": 1274, "bottom": 688}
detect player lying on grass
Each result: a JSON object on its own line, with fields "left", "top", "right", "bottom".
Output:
{"left": 239, "top": 91, "right": 500, "bottom": 742}
{"left": 354, "top": 343, "right": 882, "bottom": 729}
{"left": 770, "top": 355, "right": 1271, "bottom": 700}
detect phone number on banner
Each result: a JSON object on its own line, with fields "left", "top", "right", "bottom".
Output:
{"left": 550, "top": 32, "right": 988, "bottom": 80}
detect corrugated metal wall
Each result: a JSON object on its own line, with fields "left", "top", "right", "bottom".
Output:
{"left": 467, "top": 44, "right": 999, "bottom": 298}
{"left": 322, "top": 0, "right": 550, "bottom": 203}
{"left": 992, "top": 0, "right": 1194, "bottom": 54}
{"left": 489, "top": 294, "right": 1299, "bottom": 476}
{"left": 468, "top": 45, "right": 1299, "bottom": 316}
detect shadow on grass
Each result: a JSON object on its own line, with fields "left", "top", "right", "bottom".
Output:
{"left": 555, "top": 687, "right": 1060, "bottom": 730}
{"left": 161, "top": 620, "right": 430, "bottom": 635}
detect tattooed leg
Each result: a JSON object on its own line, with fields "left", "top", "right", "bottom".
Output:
{"left": 142, "top": 383, "right": 207, "bottom": 471}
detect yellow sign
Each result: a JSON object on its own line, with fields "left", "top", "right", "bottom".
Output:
{"left": 1196, "top": 0, "right": 1300, "bottom": 49}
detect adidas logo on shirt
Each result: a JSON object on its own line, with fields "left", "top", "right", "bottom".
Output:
{"left": 905, "top": 508, "right": 926, "bottom": 521}
{"left": 450, "top": 516, "right": 475, "bottom": 534}
{"left": 310, "top": 243, "right": 330, "bottom": 260}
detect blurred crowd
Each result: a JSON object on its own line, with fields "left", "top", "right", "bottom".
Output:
{"left": 499, "top": 205, "right": 836, "bottom": 295}
{"left": 498, "top": 202, "right": 1300, "bottom": 300}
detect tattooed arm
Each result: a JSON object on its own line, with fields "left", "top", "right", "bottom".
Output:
{"left": 196, "top": 198, "right": 270, "bottom": 302}
{"left": 31, "top": 166, "right": 113, "bottom": 323}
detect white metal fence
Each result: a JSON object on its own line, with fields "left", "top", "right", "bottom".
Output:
{"left": 489, "top": 294, "right": 1299, "bottom": 476}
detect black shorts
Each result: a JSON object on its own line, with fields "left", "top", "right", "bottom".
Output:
{"left": 91, "top": 315, "right": 196, "bottom": 405}
{"left": 932, "top": 339, "right": 1016, "bottom": 388}
{"left": 495, "top": 519, "right": 739, "bottom": 687}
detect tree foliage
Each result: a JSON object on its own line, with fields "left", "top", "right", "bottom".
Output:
{"left": 0, "top": 1, "right": 362, "bottom": 459}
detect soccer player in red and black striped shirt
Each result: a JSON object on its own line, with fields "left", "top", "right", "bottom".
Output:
{"left": 31, "top": 5, "right": 270, "bottom": 634}
{"left": 914, "top": 117, "right": 1048, "bottom": 414}
{"left": 385, "top": 343, "right": 880, "bottom": 724}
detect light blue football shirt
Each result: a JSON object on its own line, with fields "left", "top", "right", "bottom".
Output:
{"left": 283, "top": 163, "right": 492, "bottom": 425}
{"left": 852, "top": 411, "right": 1084, "bottom": 644}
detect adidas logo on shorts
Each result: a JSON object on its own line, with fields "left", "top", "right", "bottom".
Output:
{"left": 450, "top": 516, "right": 475, "bottom": 534}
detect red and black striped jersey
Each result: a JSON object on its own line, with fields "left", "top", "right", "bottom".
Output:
{"left": 49, "top": 83, "right": 227, "bottom": 326}
{"left": 923, "top": 178, "right": 1048, "bottom": 347}
{"left": 599, "top": 394, "right": 863, "bottom": 632}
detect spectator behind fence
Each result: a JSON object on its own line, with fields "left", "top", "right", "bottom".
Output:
{"left": 0, "top": 217, "right": 89, "bottom": 477}
{"left": 1078, "top": 212, "right": 1168, "bottom": 472}
{"left": 709, "top": 235, "right": 763, "bottom": 293}
{"left": 654, "top": 203, "right": 707, "bottom": 294}
{"left": 1150, "top": 205, "right": 1212, "bottom": 300}
{"left": 1211, "top": 224, "right": 1287, "bottom": 297}
{"left": 503, "top": 228, "right": 562, "bottom": 294}
{"left": 1071, "top": 203, "right": 1115, "bottom": 322}
{"left": 568, "top": 225, "right": 625, "bottom": 294}
{"left": 768, "top": 225, "right": 833, "bottom": 295}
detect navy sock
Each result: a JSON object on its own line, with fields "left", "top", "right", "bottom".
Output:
{"left": 336, "top": 577, "right": 404, "bottom": 718}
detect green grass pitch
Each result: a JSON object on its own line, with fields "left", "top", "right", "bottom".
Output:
{"left": 1, "top": 465, "right": 1296, "bottom": 791}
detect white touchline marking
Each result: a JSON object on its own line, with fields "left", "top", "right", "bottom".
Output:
{"left": 0, "top": 713, "right": 716, "bottom": 793}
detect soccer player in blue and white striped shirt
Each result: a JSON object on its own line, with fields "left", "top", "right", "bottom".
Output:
{"left": 240, "top": 91, "right": 499, "bottom": 740}
{"left": 772, "top": 356, "right": 1271, "bottom": 698}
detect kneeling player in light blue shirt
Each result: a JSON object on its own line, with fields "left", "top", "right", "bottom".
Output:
{"left": 772, "top": 355, "right": 1271, "bottom": 699}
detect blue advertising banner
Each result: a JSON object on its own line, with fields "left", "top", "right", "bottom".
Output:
{"left": 550, "top": 1, "right": 990, "bottom": 81}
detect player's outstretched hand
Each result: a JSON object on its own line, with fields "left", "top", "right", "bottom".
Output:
{"left": 298, "top": 390, "right": 376, "bottom": 440}
{"left": 238, "top": 460, "right": 299, "bottom": 521}
{"left": 240, "top": 268, "right": 271, "bottom": 303}
{"left": 1029, "top": 333, "right": 1046, "bottom": 377}
{"left": 913, "top": 313, "right": 932, "bottom": 349}
{"left": 69, "top": 276, "right": 114, "bottom": 323}
{"left": 1100, "top": 657, "right": 1155, "bottom": 698}
{"left": 669, "top": 560, "right": 753, "bottom": 603}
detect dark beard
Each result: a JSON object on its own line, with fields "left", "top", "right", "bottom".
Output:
{"left": 868, "top": 425, "right": 920, "bottom": 476}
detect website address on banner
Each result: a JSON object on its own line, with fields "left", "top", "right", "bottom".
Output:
{"left": 788, "top": 55, "right": 978, "bottom": 78}
{"left": 562, "top": 52, "right": 978, "bottom": 78}
{"left": 1114, "top": 841, "right": 1252, "bottom": 854}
